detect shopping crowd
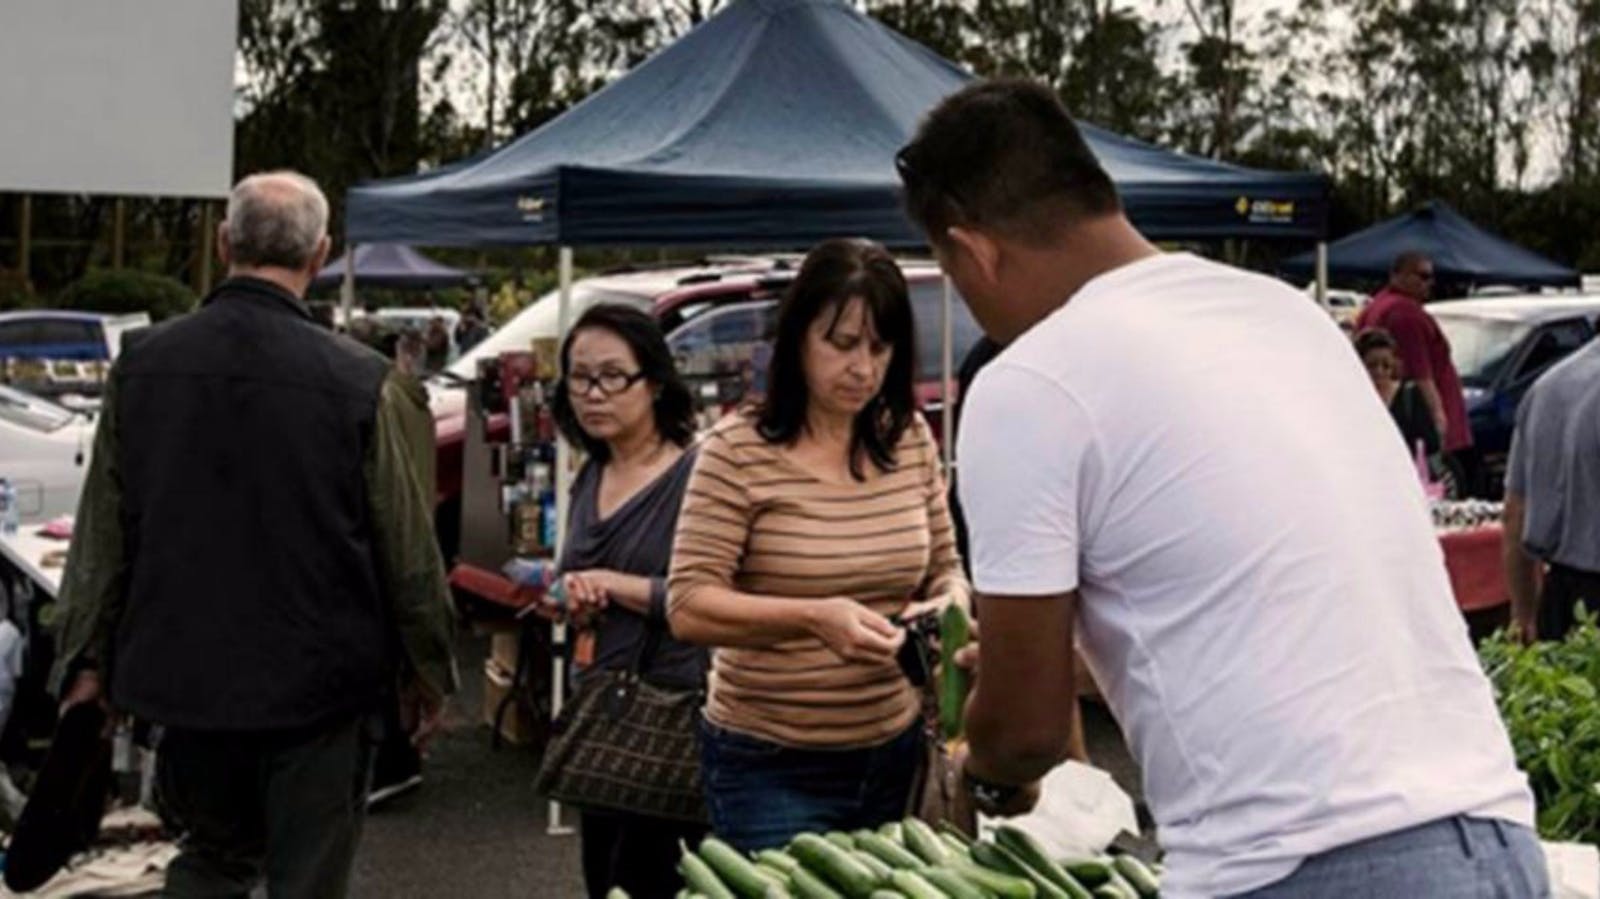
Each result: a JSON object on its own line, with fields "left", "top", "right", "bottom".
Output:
{"left": 48, "top": 79, "right": 1582, "bottom": 899}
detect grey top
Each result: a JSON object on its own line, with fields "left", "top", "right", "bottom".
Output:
{"left": 559, "top": 449, "right": 707, "bottom": 688}
{"left": 1506, "top": 339, "right": 1600, "bottom": 572}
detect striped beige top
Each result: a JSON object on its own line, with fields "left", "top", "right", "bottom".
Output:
{"left": 668, "top": 411, "right": 970, "bottom": 749}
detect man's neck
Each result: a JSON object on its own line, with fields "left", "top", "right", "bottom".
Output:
{"left": 230, "top": 265, "right": 310, "bottom": 299}
{"left": 1001, "top": 216, "right": 1161, "bottom": 341}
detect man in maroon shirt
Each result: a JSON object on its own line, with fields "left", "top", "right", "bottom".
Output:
{"left": 1356, "top": 252, "right": 1474, "bottom": 483}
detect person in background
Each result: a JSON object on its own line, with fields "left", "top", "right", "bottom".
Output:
{"left": 1503, "top": 331, "right": 1600, "bottom": 643}
{"left": 424, "top": 316, "right": 451, "bottom": 373}
{"left": 51, "top": 171, "right": 456, "bottom": 898}
{"left": 454, "top": 307, "right": 491, "bottom": 354}
{"left": 1356, "top": 252, "right": 1476, "bottom": 490}
{"left": 669, "top": 238, "right": 970, "bottom": 852}
{"left": 1354, "top": 328, "right": 1444, "bottom": 475}
{"left": 367, "top": 326, "right": 434, "bottom": 808}
{"left": 548, "top": 304, "right": 707, "bottom": 899}
{"left": 899, "top": 79, "right": 1539, "bottom": 898}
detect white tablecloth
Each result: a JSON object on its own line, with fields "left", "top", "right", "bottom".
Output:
{"left": 0, "top": 525, "right": 65, "bottom": 598}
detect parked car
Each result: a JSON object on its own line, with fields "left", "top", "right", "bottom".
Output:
{"left": 1427, "top": 294, "right": 1600, "bottom": 495}
{"left": 428, "top": 257, "right": 983, "bottom": 557}
{"left": 0, "top": 384, "right": 95, "bottom": 525}
{"left": 370, "top": 306, "right": 462, "bottom": 362}
{"left": 0, "top": 311, "right": 149, "bottom": 362}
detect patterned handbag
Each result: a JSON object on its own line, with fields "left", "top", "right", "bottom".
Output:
{"left": 534, "top": 622, "right": 707, "bottom": 823}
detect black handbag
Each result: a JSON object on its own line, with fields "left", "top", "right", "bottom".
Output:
{"left": 534, "top": 620, "right": 707, "bottom": 823}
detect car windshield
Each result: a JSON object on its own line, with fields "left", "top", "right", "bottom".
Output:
{"left": 0, "top": 383, "right": 75, "bottom": 433}
{"left": 448, "top": 285, "right": 651, "bottom": 379}
{"left": 1433, "top": 314, "right": 1531, "bottom": 387}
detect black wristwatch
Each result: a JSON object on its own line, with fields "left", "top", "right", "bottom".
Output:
{"left": 962, "top": 766, "right": 1025, "bottom": 815}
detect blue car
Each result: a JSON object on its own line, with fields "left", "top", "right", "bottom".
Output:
{"left": 1428, "top": 294, "right": 1600, "bottom": 495}
{"left": 0, "top": 310, "right": 149, "bottom": 362}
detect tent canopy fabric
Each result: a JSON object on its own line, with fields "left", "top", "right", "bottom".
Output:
{"left": 311, "top": 242, "right": 474, "bottom": 289}
{"left": 1281, "top": 201, "right": 1579, "bottom": 291}
{"left": 347, "top": 0, "right": 1328, "bottom": 248}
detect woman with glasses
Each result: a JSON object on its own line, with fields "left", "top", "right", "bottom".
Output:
{"left": 668, "top": 239, "right": 971, "bottom": 851}
{"left": 546, "top": 304, "right": 708, "bottom": 899}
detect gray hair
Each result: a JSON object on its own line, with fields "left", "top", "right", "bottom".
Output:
{"left": 224, "top": 170, "right": 329, "bottom": 270}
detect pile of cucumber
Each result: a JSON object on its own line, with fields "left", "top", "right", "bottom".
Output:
{"left": 639, "top": 817, "right": 1160, "bottom": 899}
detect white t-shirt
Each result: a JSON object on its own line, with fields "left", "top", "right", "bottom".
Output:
{"left": 958, "top": 253, "right": 1533, "bottom": 899}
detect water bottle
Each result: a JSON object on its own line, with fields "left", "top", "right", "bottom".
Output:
{"left": 0, "top": 480, "right": 17, "bottom": 537}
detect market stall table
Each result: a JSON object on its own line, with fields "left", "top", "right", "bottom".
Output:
{"left": 0, "top": 525, "right": 65, "bottom": 600}
{"left": 1440, "top": 524, "right": 1509, "bottom": 613}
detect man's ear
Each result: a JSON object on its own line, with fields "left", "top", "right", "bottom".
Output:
{"left": 946, "top": 225, "right": 1001, "bottom": 289}
{"left": 216, "top": 222, "right": 233, "bottom": 268}
{"left": 308, "top": 235, "right": 332, "bottom": 278}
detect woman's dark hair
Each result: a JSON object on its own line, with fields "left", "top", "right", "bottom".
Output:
{"left": 551, "top": 303, "right": 696, "bottom": 462}
{"left": 757, "top": 238, "right": 917, "bottom": 480}
{"left": 1354, "top": 327, "right": 1398, "bottom": 357}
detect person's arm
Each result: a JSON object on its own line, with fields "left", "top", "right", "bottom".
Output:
{"left": 1503, "top": 492, "right": 1540, "bottom": 644}
{"left": 667, "top": 431, "right": 903, "bottom": 664}
{"left": 367, "top": 373, "right": 459, "bottom": 741}
{"left": 954, "top": 364, "right": 1098, "bottom": 803}
{"left": 909, "top": 419, "right": 970, "bottom": 616}
{"left": 53, "top": 373, "right": 128, "bottom": 707}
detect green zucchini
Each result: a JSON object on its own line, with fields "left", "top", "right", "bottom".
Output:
{"left": 791, "top": 865, "right": 847, "bottom": 899}
{"left": 853, "top": 849, "right": 896, "bottom": 884}
{"left": 1101, "top": 872, "right": 1141, "bottom": 899}
{"left": 858, "top": 832, "right": 927, "bottom": 870}
{"left": 969, "top": 843, "right": 1026, "bottom": 878}
{"left": 826, "top": 832, "right": 859, "bottom": 851}
{"left": 902, "top": 819, "right": 952, "bottom": 866}
{"left": 1057, "top": 859, "right": 1112, "bottom": 888}
{"left": 935, "top": 822, "right": 975, "bottom": 848}
{"left": 880, "top": 822, "right": 906, "bottom": 845}
{"left": 701, "top": 837, "right": 783, "bottom": 898}
{"left": 981, "top": 844, "right": 1075, "bottom": 899}
{"left": 940, "top": 602, "right": 972, "bottom": 738}
{"left": 756, "top": 863, "right": 795, "bottom": 891}
{"left": 940, "top": 835, "right": 974, "bottom": 861}
{"left": 680, "top": 841, "right": 738, "bottom": 899}
{"left": 994, "top": 827, "right": 1091, "bottom": 898}
{"left": 1110, "top": 858, "right": 1159, "bottom": 898}
{"left": 948, "top": 859, "right": 1038, "bottom": 899}
{"left": 870, "top": 893, "right": 907, "bottom": 899}
{"left": 791, "top": 834, "right": 880, "bottom": 899}
{"left": 606, "top": 890, "right": 631, "bottom": 899}
{"left": 757, "top": 850, "right": 802, "bottom": 875}
{"left": 889, "top": 869, "right": 951, "bottom": 899}
{"left": 921, "top": 867, "right": 995, "bottom": 899}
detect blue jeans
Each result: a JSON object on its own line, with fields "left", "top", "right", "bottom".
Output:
{"left": 1228, "top": 816, "right": 1550, "bottom": 898}
{"left": 698, "top": 717, "right": 922, "bottom": 852}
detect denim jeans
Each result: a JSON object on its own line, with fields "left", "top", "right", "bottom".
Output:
{"left": 698, "top": 717, "right": 922, "bottom": 852}
{"left": 1227, "top": 816, "right": 1550, "bottom": 899}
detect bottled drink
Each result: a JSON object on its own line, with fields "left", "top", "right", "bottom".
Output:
{"left": 0, "top": 480, "right": 17, "bottom": 537}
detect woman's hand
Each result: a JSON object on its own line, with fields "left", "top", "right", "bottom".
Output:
{"left": 562, "top": 571, "right": 615, "bottom": 625}
{"left": 807, "top": 598, "right": 905, "bottom": 664}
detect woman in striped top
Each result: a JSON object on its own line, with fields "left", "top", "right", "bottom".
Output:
{"left": 669, "top": 239, "right": 971, "bottom": 851}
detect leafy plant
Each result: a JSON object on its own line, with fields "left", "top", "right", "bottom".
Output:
{"left": 1479, "top": 608, "right": 1600, "bottom": 842}
{"left": 56, "top": 269, "right": 197, "bottom": 322}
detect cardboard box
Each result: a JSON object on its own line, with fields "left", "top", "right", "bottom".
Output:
{"left": 490, "top": 631, "right": 521, "bottom": 674}
{"left": 482, "top": 660, "right": 537, "bottom": 746}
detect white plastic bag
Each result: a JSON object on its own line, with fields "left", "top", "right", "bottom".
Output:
{"left": 979, "top": 760, "right": 1139, "bottom": 857}
{"left": 1543, "top": 841, "right": 1599, "bottom": 899}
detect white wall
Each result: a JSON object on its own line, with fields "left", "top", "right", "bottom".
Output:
{"left": 0, "top": 0, "right": 236, "bottom": 198}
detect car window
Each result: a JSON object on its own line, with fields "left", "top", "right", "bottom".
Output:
{"left": 1513, "top": 318, "right": 1592, "bottom": 383}
{"left": 0, "top": 321, "right": 31, "bottom": 351}
{"left": 1433, "top": 314, "right": 1531, "bottom": 387}
{"left": 667, "top": 301, "right": 775, "bottom": 373}
{"left": 909, "top": 280, "right": 983, "bottom": 381}
{"left": 33, "top": 319, "right": 101, "bottom": 348}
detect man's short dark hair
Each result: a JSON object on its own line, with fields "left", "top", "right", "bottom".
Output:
{"left": 1391, "top": 251, "right": 1431, "bottom": 275}
{"left": 898, "top": 79, "right": 1120, "bottom": 245}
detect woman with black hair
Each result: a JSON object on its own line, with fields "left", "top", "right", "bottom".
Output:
{"left": 668, "top": 239, "right": 971, "bottom": 851}
{"left": 545, "top": 303, "right": 707, "bottom": 899}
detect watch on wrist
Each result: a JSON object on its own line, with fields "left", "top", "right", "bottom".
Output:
{"left": 962, "top": 765, "right": 1024, "bottom": 814}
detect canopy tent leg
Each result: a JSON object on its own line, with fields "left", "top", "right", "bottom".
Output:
{"left": 112, "top": 197, "right": 127, "bottom": 269}
{"left": 17, "top": 195, "right": 31, "bottom": 282}
{"left": 340, "top": 244, "right": 357, "bottom": 331}
{"left": 941, "top": 275, "right": 955, "bottom": 472}
{"left": 1315, "top": 242, "right": 1329, "bottom": 309}
{"left": 198, "top": 202, "right": 216, "bottom": 294}
{"left": 548, "top": 245, "right": 576, "bottom": 838}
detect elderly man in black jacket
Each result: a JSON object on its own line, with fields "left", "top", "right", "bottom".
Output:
{"left": 52, "top": 170, "right": 456, "bottom": 898}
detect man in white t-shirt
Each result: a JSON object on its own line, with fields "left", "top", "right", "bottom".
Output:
{"left": 897, "top": 79, "right": 1542, "bottom": 898}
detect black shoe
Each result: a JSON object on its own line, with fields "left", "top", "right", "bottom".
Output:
{"left": 367, "top": 737, "right": 422, "bottom": 809}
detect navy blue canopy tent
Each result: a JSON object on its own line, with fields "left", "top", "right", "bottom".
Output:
{"left": 311, "top": 242, "right": 473, "bottom": 290}
{"left": 346, "top": 0, "right": 1328, "bottom": 248}
{"left": 1281, "top": 201, "right": 1579, "bottom": 292}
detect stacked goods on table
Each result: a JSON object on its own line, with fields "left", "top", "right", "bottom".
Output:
{"left": 1431, "top": 499, "right": 1503, "bottom": 532}
{"left": 603, "top": 817, "right": 1163, "bottom": 899}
